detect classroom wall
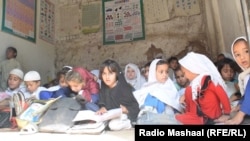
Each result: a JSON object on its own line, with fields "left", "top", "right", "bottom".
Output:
{"left": 204, "top": 0, "right": 246, "bottom": 57}
{"left": 0, "top": 0, "right": 247, "bottom": 85}
{"left": 0, "top": 1, "right": 56, "bottom": 85}
{"left": 53, "top": 0, "right": 248, "bottom": 72}
{"left": 54, "top": 0, "right": 209, "bottom": 71}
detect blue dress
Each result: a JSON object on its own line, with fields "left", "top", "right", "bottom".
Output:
{"left": 239, "top": 76, "right": 250, "bottom": 115}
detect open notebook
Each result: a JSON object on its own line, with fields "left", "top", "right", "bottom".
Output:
{"left": 72, "top": 108, "right": 122, "bottom": 123}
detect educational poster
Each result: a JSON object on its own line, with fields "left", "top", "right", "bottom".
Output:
{"left": 102, "top": 0, "right": 145, "bottom": 45}
{"left": 174, "top": 0, "right": 200, "bottom": 16}
{"left": 59, "top": 4, "right": 82, "bottom": 38}
{"left": 39, "top": 0, "right": 55, "bottom": 44}
{"left": 1, "top": 0, "right": 36, "bottom": 43}
{"left": 82, "top": 2, "right": 101, "bottom": 34}
{"left": 143, "top": 0, "right": 170, "bottom": 24}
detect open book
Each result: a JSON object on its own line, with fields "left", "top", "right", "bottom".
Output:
{"left": 72, "top": 108, "right": 122, "bottom": 123}
{"left": 18, "top": 96, "right": 62, "bottom": 123}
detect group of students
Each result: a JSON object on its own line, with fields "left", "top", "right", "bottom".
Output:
{"left": 175, "top": 36, "right": 250, "bottom": 125}
{"left": 1, "top": 36, "right": 250, "bottom": 132}
{"left": 119, "top": 36, "right": 250, "bottom": 125}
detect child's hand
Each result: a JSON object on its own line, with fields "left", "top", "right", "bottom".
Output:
{"left": 78, "top": 90, "right": 84, "bottom": 95}
{"left": 96, "top": 107, "right": 107, "bottom": 115}
{"left": 179, "top": 95, "right": 186, "bottom": 107}
{"left": 120, "top": 105, "right": 128, "bottom": 114}
{"left": 214, "top": 114, "right": 230, "bottom": 123}
{"left": 75, "top": 94, "right": 86, "bottom": 105}
{"left": 224, "top": 111, "right": 245, "bottom": 125}
{"left": 231, "top": 105, "right": 240, "bottom": 112}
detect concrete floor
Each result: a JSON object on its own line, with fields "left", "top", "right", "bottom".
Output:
{"left": 2, "top": 115, "right": 249, "bottom": 141}
{"left": 0, "top": 128, "right": 135, "bottom": 141}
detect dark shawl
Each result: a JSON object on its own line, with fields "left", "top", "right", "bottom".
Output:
{"left": 98, "top": 72, "right": 140, "bottom": 122}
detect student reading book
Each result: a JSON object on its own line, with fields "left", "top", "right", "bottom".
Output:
{"left": 96, "top": 59, "right": 139, "bottom": 131}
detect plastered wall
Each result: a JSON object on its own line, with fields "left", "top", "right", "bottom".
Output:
{"left": 54, "top": 0, "right": 209, "bottom": 71}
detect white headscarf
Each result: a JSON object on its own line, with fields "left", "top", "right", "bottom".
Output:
{"left": 124, "top": 63, "right": 145, "bottom": 90}
{"left": 231, "top": 36, "right": 250, "bottom": 95}
{"left": 148, "top": 59, "right": 161, "bottom": 83}
{"left": 231, "top": 36, "right": 248, "bottom": 71}
{"left": 133, "top": 59, "right": 182, "bottom": 112}
{"left": 179, "top": 52, "right": 226, "bottom": 100}
{"left": 90, "top": 69, "right": 101, "bottom": 88}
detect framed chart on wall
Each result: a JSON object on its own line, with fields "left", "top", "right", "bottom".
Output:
{"left": 1, "top": 0, "right": 36, "bottom": 43}
{"left": 102, "top": 0, "right": 145, "bottom": 45}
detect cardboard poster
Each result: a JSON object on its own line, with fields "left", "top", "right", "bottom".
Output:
{"left": 59, "top": 5, "right": 81, "bottom": 38}
{"left": 39, "top": 0, "right": 55, "bottom": 44}
{"left": 174, "top": 0, "right": 200, "bottom": 16}
{"left": 143, "top": 0, "right": 170, "bottom": 24}
{"left": 82, "top": 2, "right": 101, "bottom": 34}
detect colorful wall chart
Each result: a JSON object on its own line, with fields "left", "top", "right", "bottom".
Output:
{"left": 102, "top": 0, "right": 145, "bottom": 45}
{"left": 1, "top": 0, "right": 36, "bottom": 43}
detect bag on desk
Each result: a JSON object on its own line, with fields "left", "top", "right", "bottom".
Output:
{"left": 38, "top": 97, "right": 81, "bottom": 133}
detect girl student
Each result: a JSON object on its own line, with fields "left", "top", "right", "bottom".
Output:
{"left": 133, "top": 59, "right": 183, "bottom": 124}
{"left": 216, "top": 58, "right": 241, "bottom": 108}
{"left": 124, "top": 63, "right": 146, "bottom": 90}
{"left": 96, "top": 59, "right": 140, "bottom": 130}
{"left": 175, "top": 52, "right": 231, "bottom": 125}
{"left": 65, "top": 67, "right": 100, "bottom": 111}
{"left": 225, "top": 36, "right": 250, "bottom": 125}
{"left": 39, "top": 66, "right": 73, "bottom": 100}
